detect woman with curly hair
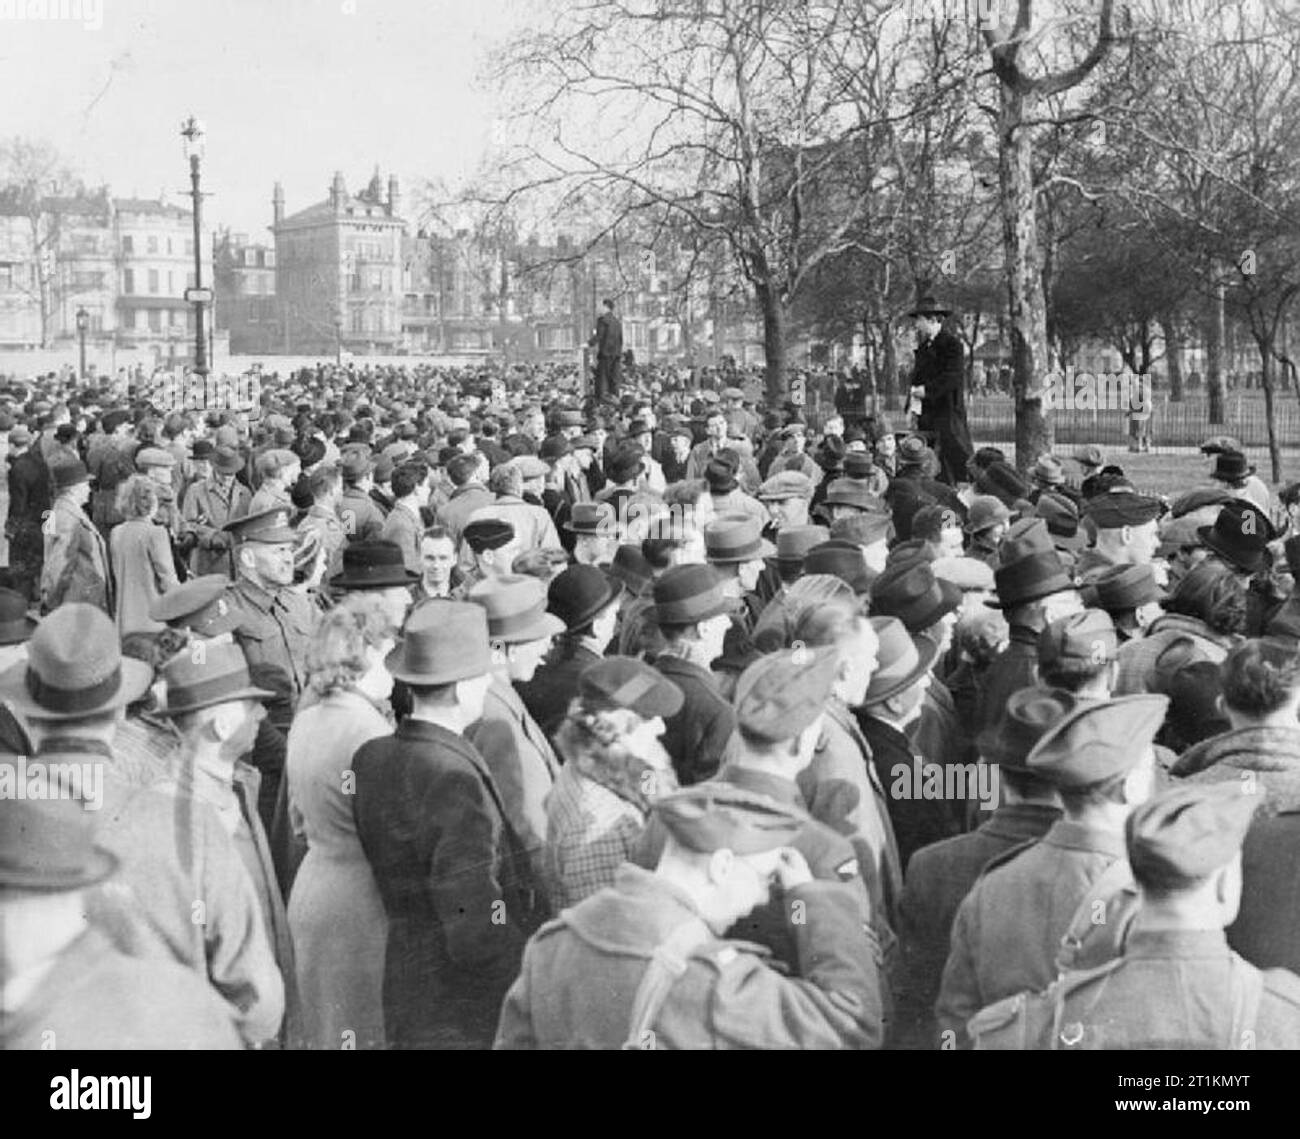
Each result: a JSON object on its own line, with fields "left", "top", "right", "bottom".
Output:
{"left": 285, "top": 594, "right": 396, "bottom": 1049}
{"left": 543, "top": 658, "right": 682, "bottom": 909}
{"left": 110, "top": 473, "right": 179, "bottom": 635}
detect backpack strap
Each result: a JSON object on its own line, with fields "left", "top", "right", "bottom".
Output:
{"left": 1056, "top": 858, "right": 1134, "bottom": 973}
{"left": 621, "top": 917, "right": 713, "bottom": 1050}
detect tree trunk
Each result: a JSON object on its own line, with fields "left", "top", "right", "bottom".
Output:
{"left": 881, "top": 315, "right": 899, "bottom": 413}
{"left": 755, "top": 283, "right": 788, "bottom": 405}
{"left": 1206, "top": 283, "right": 1225, "bottom": 425}
{"left": 997, "top": 84, "right": 1052, "bottom": 470}
{"left": 1258, "top": 336, "right": 1283, "bottom": 484}
{"left": 1163, "top": 309, "right": 1185, "bottom": 402}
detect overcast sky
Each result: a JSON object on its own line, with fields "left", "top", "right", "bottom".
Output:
{"left": 2, "top": 0, "right": 522, "bottom": 237}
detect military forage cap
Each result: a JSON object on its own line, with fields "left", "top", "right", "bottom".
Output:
{"left": 222, "top": 505, "right": 297, "bottom": 544}
{"left": 1126, "top": 783, "right": 1262, "bottom": 891}
{"left": 150, "top": 574, "right": 242, "bottom": 637}
{"left": 1027, "top": 693, "right": 1169, "bottom": 788}
{"left": 654, "top": 784, "right": 804, "bottom": 855}
{"left": 733, "top": 644, "right": 839, "bottom": 743}
{"left": 1037, "top": 608, "right": 1118, "bottom": 667}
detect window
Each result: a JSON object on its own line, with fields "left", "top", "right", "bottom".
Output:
{"left": 148, "top": 269, "right": 159, "bottom": 294}
{"left": 147, "top": 235, "right": 158, "bottom": 254}
{"left": 167, "top": 271, "right": 175, "bottom": 294}
{"left": 0, "top": 264, "right": 12, "bottom": 289}
{"left": 122, "top": 235, "right": 134, "bottom": 254}
{"left": 172, "top": 309, "right": 185, "bottom": 329}
{"left": 123, "top": 268, "right": 135, "bottom": 294}
{"left": 135, "top": 310, "right": 148, "bottom": 331}
{"left": 184, "top": 238, "right": 193, "bottom": 256}
{"left": 148, "top": 309, "right": 162, "bottom": 332}
{"left": 166, "top": 237, "right": 173, "bottom": 255}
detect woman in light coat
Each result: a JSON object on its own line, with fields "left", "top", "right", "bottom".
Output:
{"left": 110, "top": 475, "right": 179, "bottom": 636}
{"left": 285, "top": 594, "right": 395, "bottom": 1049}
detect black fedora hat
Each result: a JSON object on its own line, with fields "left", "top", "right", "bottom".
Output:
{"left": 803, "top": 541, "right": 877, "bottom": 596}
{"left": 0, "top": 587, "right": 37, "bottom": 645}
{"left": 330, "top": 540, "right": 420, "bottom": 590}
{"left": 986, "top": 550, "right": 1076, "bottom": 610}
{"left": 608, "top": 544, "right": 654, "bottom": 596}
{"left": 157, "top": 640, "right": 275, "bottom": 717}
{"left": 1209, "top": 451, "right": 1255, "bottom": 482}
{"left": 547, "top": 564, "right": 622, "bottom": 630}
{"left": 1196, "top": 501, "right": 1277, "bottom": 573}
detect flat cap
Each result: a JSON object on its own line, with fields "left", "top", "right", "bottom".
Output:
{"left": 1027, "top": 694, "right": 1169, "bottom": 788}
{"left": 758, "top": 470, "right": 814, "bottom": 501}
{"left": 222, "top": 505, "right": 297, "bottom": 544}
{"left": 822, "top": 478, "right": 880, "bottom": 512}
{"left": 1084, "top": 491, "right": 1163, "bottom": 529}
{"left": 1038, "top": 608, "right": 1118, "bottom": 667}
{"left": 654, "top": 784, "right": 805, "bottom": 855}
{"left": 1127, "top": 783, "right": 1262, "bottom": 891}
{"left": 932, "top": 555, "right": 995, "bottom": 592}
{"left": 506, "top": 455, "right": 548, "bottom": 479}
{"left": 733, "top": 645, "right": 839, "bottom": 743}
{"left": 578, "top": 657, "right": 684, "bottom": 719}
{"left": 148, "top": 574, "right": 241, "bottom": 637}
{"left": 135, "top": 446, "right": 175, "bottom": 470}
{"left": 1074, "top": 444, "right": 1106, "bottom": 469}
{"left": 463, "top": 518, "right": 516, "bottom": 552}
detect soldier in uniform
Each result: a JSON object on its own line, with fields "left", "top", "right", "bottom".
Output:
{"left": 970, "top": 783, "right": 1300, "bottom": 1049}
{"left": 495, "top": 780, "right": 882, "bottom": 1050}
{"left": 633, "top": 646, "right": 879, "bottom": 985}
{"left": 935, "top": 692, "right": 1168, "bottom": 1047}
{"left": 894, "top": 686, "right": 1065, "bottom": 1049}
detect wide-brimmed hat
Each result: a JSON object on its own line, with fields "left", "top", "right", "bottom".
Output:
{"left": 0, "top": 795, "right": 119, "bottom": 891}
{"left": 384, "top": 600, "right": 492, "bottom": 685}
{"left": 0, "top": 604, "right": 152, "bottom": 722}
{"left": 0, "top": 587, "right": 38, "bottom": 645}
{"left": 1086, "top": 563, "right": 1164, "bottom": 613}
{"left": 211, "top": 445, "right": 243, "bottom": 474}
{"left": 862, "top": 617, "right": 939, "bottom": 705}
{"left": 650, "top": 564, "right": 736, "bottom": 626}
{"left": 608, "top": 544, "right": 654, "bottom": 596}
{"left": 870, "top": 560, "right": 961, "bottom": 633}
{"left": 803, "top": 540, "right": 876, "bottom": 596}
{"left": 330, "top": 540, "right": 419, "bottom": 589}
{"left": 50, "top": 459, "right": 90, "bottom": 492}
{"left": 986, "top": 550, "right": 1076, "bottom": 610}
{"left": 1209, "top": 451, "right": 1255, "bottom": 482}
{"left": 468, "top": 574, "right": 566, "bottom": 644}
{"left": 908, "top": 295, "right": 951, "bottom": 317}
{"left": 1036, "top": 491, "right": 1084, "bottom": 550}
{"left": 821, "top": 479, "right": 880, "bottom": 512}
{"left": 775, "top": 524, "right": 830, "bottom": 566}
{"left": 965, "top": 495, "right": 1012, "bottom": 535}
{"left": 564, "top": 501, "right": 616, "bottom": 535}
{"left": 548, "top": 564, "right": 623, "bottom": 630}
{"left": 1196, "top": 501, "right": 1277, "bottom": 573}
{"left": 704, "top": 516, "right": 776, "bottom": 564}
{"left": 157, "top": 640, "right": 275, "bottom": 717}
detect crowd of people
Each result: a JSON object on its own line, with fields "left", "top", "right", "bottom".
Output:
{"left": 2, "top": 341, "right": 1300, "bottom": 1052}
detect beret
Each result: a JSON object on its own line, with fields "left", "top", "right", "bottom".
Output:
{"left": 1127, "top": 783, "right": 1262, "bottom": 891}
{"left": 654, "top": 784, "right": 804, "bottom": 855}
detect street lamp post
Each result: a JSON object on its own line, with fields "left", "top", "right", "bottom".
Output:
{"left": 75, "top": 306, "right": 89, "bottom": 379}
{"left": 181, "top": 116, "right": 208, "bottom": 377}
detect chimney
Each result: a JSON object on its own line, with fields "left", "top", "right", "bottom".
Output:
{"left": 388, "top": 174, "right": 401, "bottom": 220}
{"left": 331, "top": 171, "right": 347, "bottom": 213}
{"left": 272, "top": 182, "right": 284, "bottom": 227}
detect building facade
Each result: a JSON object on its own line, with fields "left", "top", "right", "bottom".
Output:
{"left": 214, "top": 231, "right": 277, "bottom": 355}
{"left": 272, "top": 171, "right": 405, "bottom": 356}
